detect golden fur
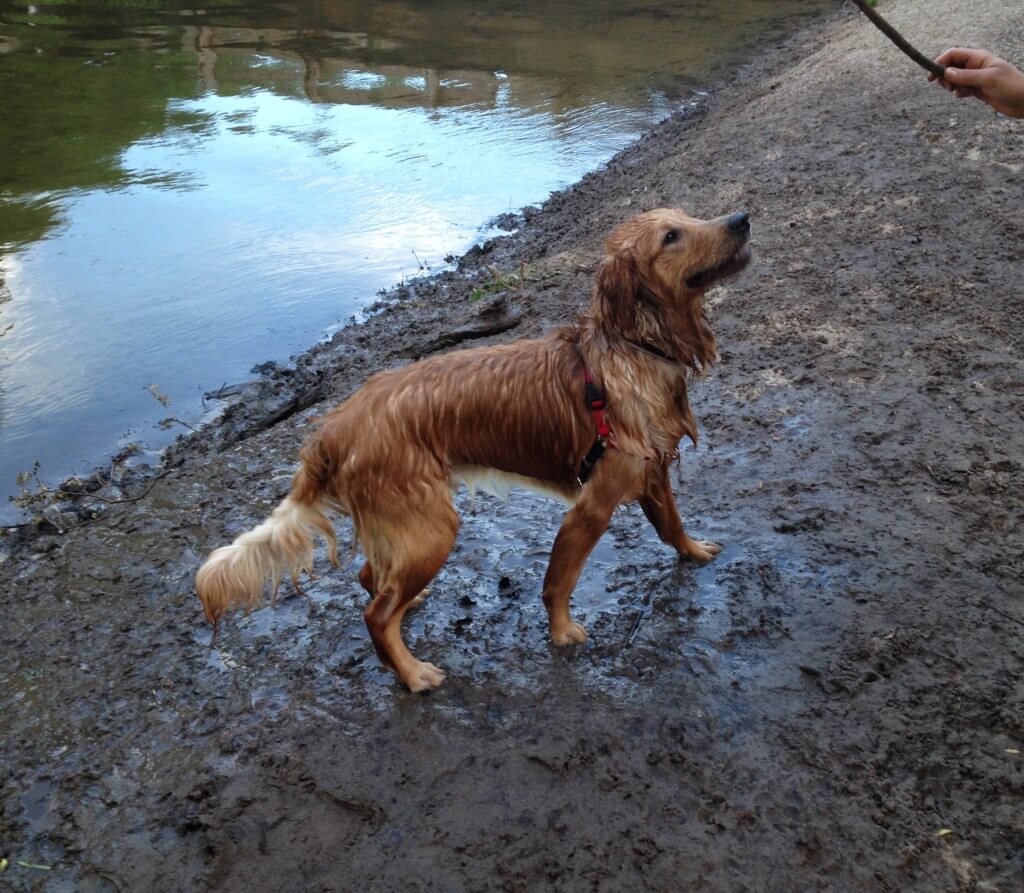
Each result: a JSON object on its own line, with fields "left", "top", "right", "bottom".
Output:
{"left": 196, "top": 208, "right": 752, "bottom": 691}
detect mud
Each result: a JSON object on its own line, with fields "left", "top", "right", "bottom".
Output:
{"left": 2, "top": 1, "right": 1024, "bottom": 889}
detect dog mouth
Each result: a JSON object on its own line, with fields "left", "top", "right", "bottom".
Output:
{"left": 685, "top": 242, "right": 753, "bottom": 289}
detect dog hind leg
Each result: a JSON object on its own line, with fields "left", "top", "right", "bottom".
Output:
{"left": 360, "top": 561, "right": 428, "bottom": 607}
{"left": 361, "top": 493, "right": 459, "bottom": 691}
{"left": 358, "top": 561, "right": 375, "bottom": 595}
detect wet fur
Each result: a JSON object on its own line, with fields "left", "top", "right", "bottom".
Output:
{"left": 196, "top": 208, "right": 751, "bottom": 691}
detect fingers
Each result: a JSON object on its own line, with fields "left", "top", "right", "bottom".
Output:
{"left": 931, "top": 48, "right": 996, "bottom": 89}
{"left": 935, "top": 47, "right": 993, "bottom": 70}
{"left": 928, "top": 47, "right": 1024, "bottom": 118}
{"left": 947, "top": 66, "right": 998, "bottom": 93}
{"left": 929, "top": 73, "right": 963, "bottom": 92}
{"left": 932, "top": 76, "right": 980, "bottom": 99}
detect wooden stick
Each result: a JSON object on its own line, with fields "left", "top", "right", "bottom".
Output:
{"left": 850, "top": 0, "right": 947, "bottom": 79}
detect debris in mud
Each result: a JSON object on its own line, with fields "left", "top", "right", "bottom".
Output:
{"left": 406, "top": 293, "right": 523, "bottom": 357}
{"left": 204, "top": 382, "right": 252, "bottom": 401}
{"left": 4, "top": 451, "right": 164, "bottom": 540}
{"left": 15, "top": 861, "right": 51, "bottom": 871}
{"left": 250, "top": 360, "right": 282, "bottom": 375}
{"left": 772, "top": 510, "right": 828, "bottom": 534}
{"left": 145, "top": 383, "right": 171, "bottom": 408}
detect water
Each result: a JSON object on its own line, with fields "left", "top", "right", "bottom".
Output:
{"left": 0, "top": 0, "right": 830, "bottom": 520}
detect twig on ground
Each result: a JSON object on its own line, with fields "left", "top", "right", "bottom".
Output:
{"left": 977, "top": 599, "right": 1024, "bottom": 629}
{"left": 84, "top": 864, "right": 127, "bottom": 893}
{"left": 52, "top": 470, "right": 170, "bottom": 506}
{"left": 158, "top": 416, "right": 198, "bottom": 432}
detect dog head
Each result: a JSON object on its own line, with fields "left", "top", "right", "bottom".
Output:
{"left": 593, "top": 208, "right": 752, "bottom": 369}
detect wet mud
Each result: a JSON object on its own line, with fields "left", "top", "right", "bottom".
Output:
{"left": 2, "top": 2, "right": 1023, "bottom": 889}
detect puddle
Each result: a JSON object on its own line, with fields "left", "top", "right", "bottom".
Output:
{"left": 169, "top": 464, "right": 851, "bottom": 725}
{"left": 19, "top": 776, "right": 55, "bottom": 831}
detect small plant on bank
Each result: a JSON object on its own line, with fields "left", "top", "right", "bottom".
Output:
{"left": 11, "top": 460, "right": 51, "bottom": 514}
{"left": 469, "top": 263, "right": 561, "bottom": 301}
{"left": 146, "top": 382, "right": 196, "bottom": 431}
{"left": 7, "top": 445, "right": 155, "bottom": 534}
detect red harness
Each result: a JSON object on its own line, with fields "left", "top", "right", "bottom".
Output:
{"left": 578, "top": 363, "right": 617, "bottom": 484}
{"left": 577, "top": 340, "right": 685, "bottom": 484}
{"left": 583, "top": 365, "right": 614, "bottom": 442}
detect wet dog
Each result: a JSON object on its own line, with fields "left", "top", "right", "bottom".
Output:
{"left": 196, "top": 208, "right": 752, "bottom": 691}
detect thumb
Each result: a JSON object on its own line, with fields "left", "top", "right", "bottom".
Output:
{"left": 943, "top": 66, "right": 987, "bottom": 87}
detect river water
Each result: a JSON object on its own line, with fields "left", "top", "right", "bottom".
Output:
{"left": 0, "top": 0, "right": 830, "bottom": 520}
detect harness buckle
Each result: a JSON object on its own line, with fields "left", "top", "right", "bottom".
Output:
{"left": 578, "top": 355, "right": 617, "bottom": 486}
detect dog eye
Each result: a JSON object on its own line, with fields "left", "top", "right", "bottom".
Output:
{"left": 663, "top": 229, "right": 681, "bottom": 245}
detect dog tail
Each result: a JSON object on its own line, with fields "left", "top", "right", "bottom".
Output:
{"left": 195, "top": 449, "right": 338, "bottom": 629}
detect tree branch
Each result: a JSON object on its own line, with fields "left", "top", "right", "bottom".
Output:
{"left": 850, "top": 0, "right": 947, "bottom": 79}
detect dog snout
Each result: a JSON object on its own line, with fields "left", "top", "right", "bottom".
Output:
{"left": 726, "top": 212, "right": 750, "bottom": 238}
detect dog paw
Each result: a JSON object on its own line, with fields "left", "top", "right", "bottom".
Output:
{"left": 684, "top": 539, "right": 722, "bottom": 563}
{"left": 551, "top": 622, "right": 588, "bottom": 646}
{"left": 404, "top": 661, "right": 446, "bottom": 692}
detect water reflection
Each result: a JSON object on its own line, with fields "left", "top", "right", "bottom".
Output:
{"left": 0, "top": 0, "right": 829, "bottom": 519}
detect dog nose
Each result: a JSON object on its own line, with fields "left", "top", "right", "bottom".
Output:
{"left": 727, "top": 212, "right": 750, "bottom": 235}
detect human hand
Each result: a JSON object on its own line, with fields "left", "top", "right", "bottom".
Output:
{"left": 929, "top": 48, "right": 1024, "bottom": 118}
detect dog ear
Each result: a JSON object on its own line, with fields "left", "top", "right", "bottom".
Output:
{"left": 596, "top": 249, "right": 640, "bottom": 333}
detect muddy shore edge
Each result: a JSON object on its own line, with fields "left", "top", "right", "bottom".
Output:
{"left": 0, "top": 3, "right": 844, "bottom": 551}
{"left": 3, "top": 1, "right": 1023, "bottom": 891}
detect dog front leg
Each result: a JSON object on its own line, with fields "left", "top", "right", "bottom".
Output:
{"left": 639, "top": 464, "right": 721, "bottom": 563}
{"left": 542, "top": 497, "right": 617, "bottom": 646}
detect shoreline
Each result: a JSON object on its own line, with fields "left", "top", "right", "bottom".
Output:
{"left": 0, "top": 3, "right": 846, "bottom": 549}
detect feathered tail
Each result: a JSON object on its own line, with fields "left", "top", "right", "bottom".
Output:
{"left": 195, "top": 461, "right": 338, "bottom": 629}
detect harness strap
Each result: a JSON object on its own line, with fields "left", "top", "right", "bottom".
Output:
{"left": 583, "top": 366, "right": 613, "bottom": 440}
{"left": 577, "top": 438, "right": 606, "bottom": 486}
{"left": 623, "top": 338, "right": 678, "bottom": 364}
{"left": 577, "top": 362, "right": 617, "bottom": 485}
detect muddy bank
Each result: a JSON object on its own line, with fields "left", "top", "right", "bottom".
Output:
{"left": 2, "top": 1, "right": 1024, "bottom": 890}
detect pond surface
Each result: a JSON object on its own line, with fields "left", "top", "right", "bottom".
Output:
{"left": 0, "top": 0, "right": 830, "bottom": 520}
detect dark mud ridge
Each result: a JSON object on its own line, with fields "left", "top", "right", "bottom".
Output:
{"left": 2, "top": 2, "right": 1024, "bottom": 890}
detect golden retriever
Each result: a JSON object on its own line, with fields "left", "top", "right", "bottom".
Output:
{"left": 196, "top": 208, "right": 752, "bottom": 691}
